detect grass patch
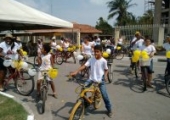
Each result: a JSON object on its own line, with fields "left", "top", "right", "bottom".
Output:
{"left": 0, "top": 94, "right": 28, "bottom": 120}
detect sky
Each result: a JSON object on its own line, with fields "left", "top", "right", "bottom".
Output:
{"left": 15, "top": 0, "right": 145, "bottom": 26}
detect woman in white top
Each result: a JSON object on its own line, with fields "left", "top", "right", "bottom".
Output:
{"left": 0, "top": 33, "right": 20, "bottom": 91}
{"left": 62, "top": 38, "right": 70, "bottom": 49}
{"left": 81, "top": 36, "right": 93, "bottom": 58}
{"left": 50, "top": 37, "right": 57, "bottom": 62}
{"left": 139, "top": 38, "right": 156, "bottom": 88}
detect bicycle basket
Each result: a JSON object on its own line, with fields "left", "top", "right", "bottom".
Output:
{"left": 48, "top": 68, "right": 58, "bottom": 79}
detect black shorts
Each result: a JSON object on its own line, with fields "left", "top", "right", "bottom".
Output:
{"left": 141, "top": 66, "right": 152, "bottom": 74}
{"left": 0, "top": 58, "right": 7, "bottom": 71}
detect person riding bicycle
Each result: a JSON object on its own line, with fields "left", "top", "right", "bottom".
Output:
{"left": 130, "top": 31, "right": 144, "bottom": 73}
{"left": 70, "top": 45, "right": 113, "bottom": 118}
{"left": 139, "top": 38, "right": 156, "bottom": 88}
{"left": 36, "top": 43, "right": 57, "bottom": 98}
{"left": 62, "top": 38, "right": 76, "bottom": 63}
{"left": 50, "top": 36, "right": 57, "bottom": 62}
{"left": 0, "top": 33, "right": 21, "bottom": 91}
{"left": 163, "top": 35, "right": 170, "bottom": 83}
{"left": 81, "top": 36, "right": 94, "bottom": 61}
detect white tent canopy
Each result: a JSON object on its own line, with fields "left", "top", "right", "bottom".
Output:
{"left": 0, "top": 0, "right": 73, "bottom": 30}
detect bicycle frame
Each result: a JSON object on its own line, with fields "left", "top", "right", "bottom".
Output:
{"left": 77, "top": 83, "right": 100, "bottom": 104}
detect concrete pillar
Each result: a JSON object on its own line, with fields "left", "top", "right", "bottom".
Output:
{"left": 158, "top": 26, "right": 164, "bottom": 46}
{"left": 153, "top": 0, "right": 162, "bottom": 43}
{"left": 114, "top": 27, "right": 120, "bottom": 45}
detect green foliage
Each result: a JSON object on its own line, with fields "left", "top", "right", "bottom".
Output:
{"left": 95, "top": 17, "right": 113, "bottom": 35}
{"left": 106, "top": 0, "right": 137, "bottom": 26}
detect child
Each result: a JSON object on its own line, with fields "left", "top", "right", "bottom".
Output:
{"left": 37, "top": 43, "right": 57, "bottom": 98}
{"left": 70, "top": 45, "right": 113, "bottom": 118}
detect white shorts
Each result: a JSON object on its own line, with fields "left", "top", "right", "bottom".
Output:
{"left": 37, "top": 71, "right": 52, "bottom": 81}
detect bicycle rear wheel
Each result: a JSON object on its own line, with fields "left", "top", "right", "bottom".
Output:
{"left": 115, "top": 50, "right": 124, "bottom": 60}
{"left": 166, "top": 79, "right": 170, "bottom": 95}
{"left": 69, "top": 100, "right": 84, "bottom": 120}
{"left": 107, "top": 63, "right": 113, "bottom": 83}
{"left": 55, "top": 55, "right": 63, "bottom": 65}
{"left": 15, "top": 71, "right": 34, "bottom": 96}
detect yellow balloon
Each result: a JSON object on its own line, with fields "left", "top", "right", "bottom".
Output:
{"left": 133, "top": 50, "right": 141, "bottom": 57}
{"left": 102, "top": 52, "right": 109, "bottom": 58}
{"left": 22, "top": 51, "right": 27, "bottom": 56}
{"left": 141, "top": 51, "right": 148, "bottom": 56}
{"left": 142, "top": 55, "right": 149, "bottom": 61}
{"left": 117, "top": 47, "right": 121, "bottom": 50}
{"left": 67, "top": 48, "right": 71, "bottom": 52}
{"left": 13, "top": 60, "right": 23, "bottom": 70}
{"left": 48, "top": 68, "right": 58, "bottom": 79}
{"left": 58, "top": 47, "right": 63, "bottom": 51}
{"left": 132, "top": 56, "right": 139, "bottom": 62}
{"left": 166, "top": 51, "right": 170, "bottom": 58}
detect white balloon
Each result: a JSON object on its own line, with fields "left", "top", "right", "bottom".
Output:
{"left": 56, "top": 45, "right": 61, "bottom": 49}
{"left": 77, "top": 55, "right": 84, "bottom": 60}
{"left": 3, "top": 60, "right": 12, "bottom": 67}
{"left": 22, "top": 62, "right": 28, "bottom": 70}
{"left": 106, "top": 49, "right": 111, "bottom": 54}
{"left": 28, "top": 68, "right": 37, "bottom": 76}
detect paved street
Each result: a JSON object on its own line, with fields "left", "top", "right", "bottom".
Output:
{"left": 4, "top": 57, "right": 170, "bottom": 120}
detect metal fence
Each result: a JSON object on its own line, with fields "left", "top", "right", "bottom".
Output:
{"left": 114, "top": 24, "right": 170, "bottom": 46}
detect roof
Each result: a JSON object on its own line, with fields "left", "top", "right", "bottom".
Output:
{"left": 26, "top": 23, "right": 102, "bottom": 34}
{"left": 0, "top": 0, "right": 73, "bottom": 30}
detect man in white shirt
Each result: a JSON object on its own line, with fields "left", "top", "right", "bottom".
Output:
{"left": 71, "top": 45, "right": 113, "bottom": 118}
{"left": 130, "top": 32, "right": 144, "bottom": 72}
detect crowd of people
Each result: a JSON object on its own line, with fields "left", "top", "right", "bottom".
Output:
{"left": 0, "top": 32, "right": 170, "bottom": 118}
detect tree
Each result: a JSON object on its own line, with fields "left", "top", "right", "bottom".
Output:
{"left": 106, "top": 0, "right": 136, "bottom": 26}
{"left": 95, "top": 17, "right": 113, "bottom": 35}
{"left": 138, "top": 10, "right": 154, "bottom": 24}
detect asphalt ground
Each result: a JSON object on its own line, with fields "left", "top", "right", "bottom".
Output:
{"left": 3, "top": 57, "right": 170, "bottom": 120}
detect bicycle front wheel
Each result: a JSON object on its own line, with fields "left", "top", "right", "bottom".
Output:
{"left": 15, "top": 71, "right": 34, "bottom": 96}
{"left": 40, "top": 87, "right": 47, "bottom": 114}
{"left": 69, "top": 100, "right": 84, "bottom": 120}
{"left": 115, "top": 50, "right": 124, "bottom": 60}
{"left": 166, "top": 79, "right": 170, "bottom": 95}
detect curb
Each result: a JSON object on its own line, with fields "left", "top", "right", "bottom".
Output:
{"left": 0, "top": 92, "right": 34, "bottom": 120}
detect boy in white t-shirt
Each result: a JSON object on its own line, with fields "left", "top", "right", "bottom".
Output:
{"left": 71, "top": 45, "right": 113, "bottom": 118}
{"left": 36, "top": 44, "right": 57, "bottom": 98}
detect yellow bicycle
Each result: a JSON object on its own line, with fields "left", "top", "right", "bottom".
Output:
{"left": 68, "top": 75, "right": 102, "bottom": 120}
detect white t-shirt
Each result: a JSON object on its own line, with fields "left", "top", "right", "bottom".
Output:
{"left": 51, "top": 41, "right": 57, "bottom": 49}
{"left": 39, "top": 54, "right": 52, "bottom": 71}
{"left": 0, "top": 41, "right": 19, "bottom": 60}
{"left": 163, "top": 43, "right": 170, "bottom": 51}
{"left": 85, "top": 57, "right": 108, "bottom": 82}
{"left": 131, "top": 38, "right": 144, "bottom": 50}
{"left": 82, "top": 42, "right": 93, "bottom": 56}
{"left": 139, "top": 44, "right": 156, "bottom": 66}
{"left": 63, "top": 42, "right": 70, "bottom": 48}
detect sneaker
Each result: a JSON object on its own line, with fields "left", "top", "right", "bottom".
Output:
{"left": 107, "top": 111, "right": 113, "bottom": 118}
{"left": 147, "top": 84, "right": 154, "bottom": 88}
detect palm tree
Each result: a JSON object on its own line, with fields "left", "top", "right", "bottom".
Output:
{"left": 107, "top": 0, "right": 136, "bottom": 26}
{"left": 138, "top": 10, "right": 154, "bottom": 24}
